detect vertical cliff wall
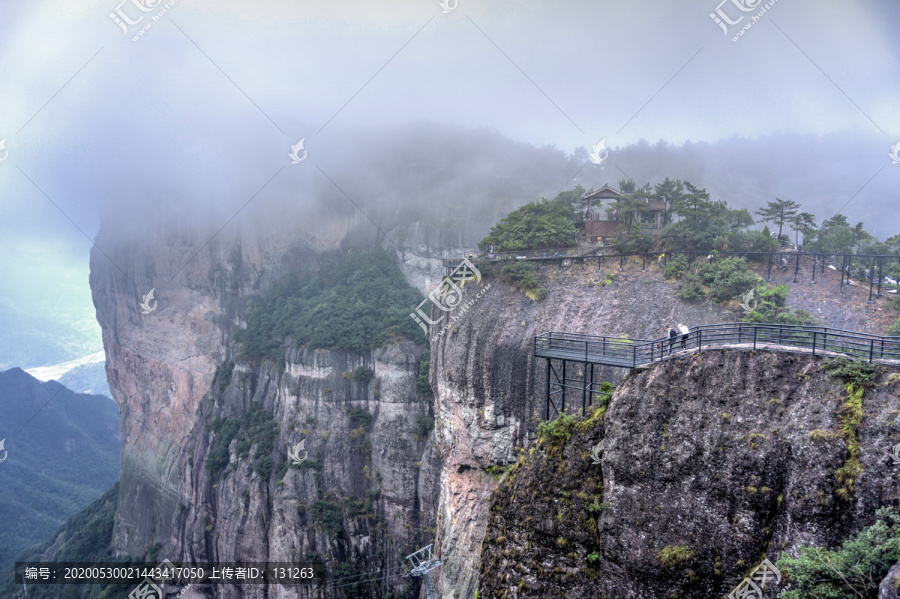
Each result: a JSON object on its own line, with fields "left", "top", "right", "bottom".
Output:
{"left": 89, "top": 220, "right": 454, "bottom": 598}
{"left": 430, "top": 261, "right": 738, "bottom": 598}
{"left": 477, "top": 351, "right": 900, "bottom": 597}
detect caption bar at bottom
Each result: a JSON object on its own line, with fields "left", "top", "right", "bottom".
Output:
{"left": 15, "top": 562, "right": 318, "bottom": 585}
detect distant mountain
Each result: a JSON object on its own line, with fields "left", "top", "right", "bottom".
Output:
{"left": 0, "top": 368, "right": 120, "bottom": 571}
{"left": 0, "top": 484, "right": 123, "bottom": 599}
{"left": 56, "top": 361, "right": 112, "bottom": 399}
{"left": 26, "top": 358, "right": 111, "bottom": 399}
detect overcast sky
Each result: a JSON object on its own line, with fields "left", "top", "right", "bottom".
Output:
{"left": 1, "top": 0, "right": 898, "bottom": 362}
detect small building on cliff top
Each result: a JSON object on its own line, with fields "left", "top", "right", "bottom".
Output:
{"left": 583, "top": 184, "right": 665, "bottom": 243}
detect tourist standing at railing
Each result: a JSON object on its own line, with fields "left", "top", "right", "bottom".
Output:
{"left": 678, "top": 323, "right": 690, "bottom": 349}
{"left": 667, "top": 327, "right": 677, "bottom": 355}
{"left": 658, "top": 253, "right": 665, "bottom": 269}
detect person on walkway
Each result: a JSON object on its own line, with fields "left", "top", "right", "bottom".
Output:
{"left": 658, "top": 253, "right": 665, "bottom": 269}
{"left": 678, "top": 323, "right": 690, "bottom": 349}
{"left": 707, "top": 253, "right": 714, "bottom": 264}
{"left": 667, "top": 326, "right": 677, "bottom": 355}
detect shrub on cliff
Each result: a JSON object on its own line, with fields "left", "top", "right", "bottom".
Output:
{"left": 741, "top": 284, "right": 818, "bottom": 326}
{"left": 478, "top": 260, "right": 547, "bottom": 301}
{"left": 206, "top": 403, "right": 278, "bottom": 478}
{"left": 235, "top": 249, "right": 423, "bottom": 359}
{"left": 777, "top": 507, "right": 900, "bottom": 598}
{"left": 478, "top": 187, "right": 584, "bottom": 252}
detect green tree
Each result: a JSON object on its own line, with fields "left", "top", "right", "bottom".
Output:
{"left": 234, "top": 249, "right": 423, "bottom": 359}
{"left": 777, "top": 507, "right": 900, "bottom": 598}
{"left": 755, "top": 198, "right": 800, "bottom": 240}
{"left": 659, "top": 182, "right": 736, "bottom": 252}
{"left": 808, "top": 214, "right": 873, "bottom": 254}
{"left": 788, "top": 211, "right": 817, "bottom": 248}
{"left": 652, "top": 177, "right": 684, "bottom": 226}
{"left": 479, "top": 188, "right": 583, "bottom": 251}
{"left": 612, "top": 180, "right": 655, "bottom": 251}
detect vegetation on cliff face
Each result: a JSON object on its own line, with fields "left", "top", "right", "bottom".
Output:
{"left": 776, "top": 507, "right": 900, "bottom": 598}
{"left": 477, "top": 187, "right": 585, "bottom": 252}
{"left": 205, "top": 403, "right": 279, "bottom": 479}
{"left": 478, "top": 351, "right": 900, "bottom": 598}
{"left": 478, "top": 386, "right": 613, "bottom": 598}
{"left": 477, "top": 261, "right": 547, "bottom": 301}
{"left": 889, "top": 296, "right": 900, "bottom": 335}
{"left": 663, "top": 254, "right": 818, "bottom": 325}
{"left": 820, "top": 358, "right": 879, "bottom": 503}
{"left": 235, "top": 248, "right": 423, "bottom": 359}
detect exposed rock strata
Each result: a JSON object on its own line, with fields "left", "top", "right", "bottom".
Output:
{"left": 478, "top": 351, "right": 900, "bottom": 597}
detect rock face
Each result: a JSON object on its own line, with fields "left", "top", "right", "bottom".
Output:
{"left": 880, "top": 561, "right": 900, "bottom": 598}
{"left": 429, "top": 257, "right": 900, "bottom": 598}
{"left": 430, "top": 261, "right": 740, "bottom": 598}
{"left": 89, "top": 224, "right": 446, "bottom": 598}
{"left": 477, "top": 351, "right": 900, "bottom": 598}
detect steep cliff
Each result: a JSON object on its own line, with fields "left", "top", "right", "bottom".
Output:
{"left": 430, "top": 260, "right": 740, "bottom": 598}
{"left": 477, "top": 351, "right": 900, "bottom": 597}
{"left": 429, "top": 257, "right": 900, "bottom": 598}
{"left": 89, "top": 223, "right": 447, "bottom": 598}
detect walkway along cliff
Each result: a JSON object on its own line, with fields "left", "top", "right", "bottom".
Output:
{"left": 84, "top": 215, "right": 900, "bottom": 598}
{"left": 429, "top": 254, "right": 900, "bottom": 598}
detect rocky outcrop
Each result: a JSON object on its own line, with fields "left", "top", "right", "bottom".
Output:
{"left": 89, "top": 224, "right": 442, "bottom": 598}
{"left": 477, "top": 350, "right": 900, "bottom": 598}
{"left": 880, "top": 561, "right": 900, "bottom": 598}
{"left": 430, "top": 261, "right": 739, "bottom": 598}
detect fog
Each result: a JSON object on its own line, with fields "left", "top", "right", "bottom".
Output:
{"left": 1, "top": 0, "right": 899, "bottom": 348}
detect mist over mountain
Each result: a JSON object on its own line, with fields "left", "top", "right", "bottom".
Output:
{"left": 92, "top": 124, "right": 898, "bottom": 256}
{"left": 578, "top": 130, "right": 898, "bottom": 238}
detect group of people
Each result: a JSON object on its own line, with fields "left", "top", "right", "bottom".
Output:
{"left": 664, "top": 323, "right": 691, "bottom": 355}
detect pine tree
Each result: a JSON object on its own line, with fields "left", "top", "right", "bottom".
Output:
{"left": 755, "top": 198, "right": 800, "bottom": 240}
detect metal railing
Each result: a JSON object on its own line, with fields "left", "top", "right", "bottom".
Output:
{"left": 446, "top": 249, "right": 900, "bottom": 299}
{"left": 535, "top": 323, "right": 900, "bottom": 367}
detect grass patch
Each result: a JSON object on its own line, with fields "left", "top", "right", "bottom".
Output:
{"left": 657, "top": 545, "right": 695, "bottom": 568}
{"left": 478, "top": 260, "right": 547, "bottom": 301}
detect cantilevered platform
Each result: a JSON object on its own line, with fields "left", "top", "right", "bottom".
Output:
{"left": 534, "top": 323, "right": 900, "bottom": 421}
